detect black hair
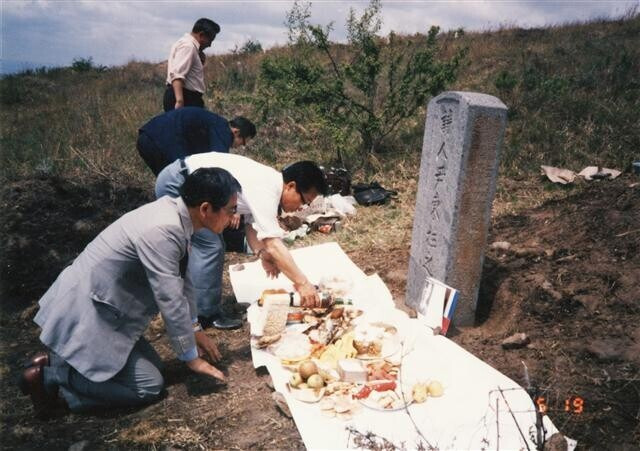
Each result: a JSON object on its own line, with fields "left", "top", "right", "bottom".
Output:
{"left": 282, "top": 161, "right": 328, "bottom": 196}
{"left": 192, "top": 18, "right": 220, "bottom": 40}
{"left": 180, "top": 167, "right": 241, "bottom": 209}
{"left": 229, "top": 116, "right": 257, "bottom": 139}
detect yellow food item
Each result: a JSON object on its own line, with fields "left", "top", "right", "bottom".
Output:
{"left": 412, "top": 383, "right": 429, "bottom": 403}
{"left": 289, "top": 373, "right": 303, "bottom": 388}
{"left": 428, "top": 381, "right": 444, "bottom": 397}
{"left": 307, "top": 374, "right": 325, "bottom": 389}
{"left": 319, "top": 332, "right": 358, "bottom": 366}
{"left": 318, "top": 368, "right": 338, "bottom": 383}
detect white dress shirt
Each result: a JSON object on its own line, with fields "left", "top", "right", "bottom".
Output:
{"left": 166, "top": 33, "right": 205, "bottom": 93}
{"left": 185, "top": 152, "right": 286, "bottom": 240}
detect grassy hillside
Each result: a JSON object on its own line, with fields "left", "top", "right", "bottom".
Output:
{"left": 1, "top": 13, "right": 638, "bottom": 186}
{"left": 1, "top": 13, "right": 639, "bottom": 449}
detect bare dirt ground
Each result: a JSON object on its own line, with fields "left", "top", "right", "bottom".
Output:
{"left": 1, "top": 173, "right": 638, "bottom": 450}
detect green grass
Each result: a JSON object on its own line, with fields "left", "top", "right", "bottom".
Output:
{"left": 0, "top": 13, "right": 638, "bottom": 184}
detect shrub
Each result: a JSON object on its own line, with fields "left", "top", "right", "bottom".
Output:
{"left": 71, "top": 57, "right": 107, "bottom": 73}
{"left": 254, "top": 0, "right": 466, "bottom": 166}
{"left": 235, "top": 39, "right": 263, "bottom": 55}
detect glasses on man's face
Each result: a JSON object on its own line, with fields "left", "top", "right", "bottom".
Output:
{"left": 223, "top": 205, "right": 238, "bottom": 215}
{"left": 296, "top": 190, "right": 312, "bottom": 209}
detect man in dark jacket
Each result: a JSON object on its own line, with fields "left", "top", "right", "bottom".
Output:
{"left": 137, "top": 107, "right": 256, "bottom": 175}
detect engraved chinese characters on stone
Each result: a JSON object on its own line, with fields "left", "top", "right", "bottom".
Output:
{"left": 407, "top": 92, "right": 507, "bottom": 326}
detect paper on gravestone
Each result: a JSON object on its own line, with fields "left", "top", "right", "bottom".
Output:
{"left": 417, "top": 277, "right": 459, "bottom": 335}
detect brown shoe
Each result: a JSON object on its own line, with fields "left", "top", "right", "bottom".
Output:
{"left": 27, "top": 351, "right": 49, "bottom": 369}
{"left": 18, "top": 365, "right": 57, "bottom": 416}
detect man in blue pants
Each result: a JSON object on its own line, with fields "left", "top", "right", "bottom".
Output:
{"left": 156, "top": 153, "right": 328, "bottom": 330}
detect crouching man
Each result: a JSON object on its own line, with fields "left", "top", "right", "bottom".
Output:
{"left": 155, "top": 152, "right": 328, "bottom": 329}
{"left": 19, "top": 168, "right": 241, "bottom": 415}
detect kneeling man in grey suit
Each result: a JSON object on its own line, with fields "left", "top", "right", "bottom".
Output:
{"left": 19, "top": 168, "right": 241, "bottom": 414}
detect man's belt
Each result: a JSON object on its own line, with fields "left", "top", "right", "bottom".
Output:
{"left": 165, "top": 84, "right": 203, "bottom": 96}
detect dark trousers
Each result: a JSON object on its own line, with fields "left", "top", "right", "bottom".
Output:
{"left": 223, "top": 216, "right": 247, "bottom": 253}
{"left": 44, "top": 339, "right": 164, "bottom": 412}
{"left": 163, "top": 85, "right": 204, "bottom": 112}
{"left": 137, "top": 131, "right": 170, "bottom": 176}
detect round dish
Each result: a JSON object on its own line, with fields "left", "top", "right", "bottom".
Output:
{"left": 357, "top": 381, "right": 413, "bottom": 411}
{"left": 355, "top": 337, "right": 401, "bottom": 360}
{"left": 353, "top": 322, "right": 400, "bottom": 360}
{"left": 268, "top": 332, "right": 312, "bottom": 362}
{"left": 286, "top": 384, "right": 325, "bottom": 403}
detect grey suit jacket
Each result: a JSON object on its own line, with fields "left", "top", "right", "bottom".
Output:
{"left": 35, "top": 196, "right": 197, "bottom": 382}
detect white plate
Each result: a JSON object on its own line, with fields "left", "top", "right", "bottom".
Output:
{"left": 267, "top": 331, "right": 312, "bottom": 362}
{"left": 355, "top": 333, "right": 402, "bottom": 360}
{"left": 357, "top": 381, "right": 413, "bottom": 411}
{"left": 287, "top": 384, "right": 325, "bottom": 403}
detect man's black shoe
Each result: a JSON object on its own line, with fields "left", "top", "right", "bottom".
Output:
{"left": 198, "top": 314, "right": 243, "bottom": 330}
{"left": 212, "top": 316, "right": 243, "bottom": 330}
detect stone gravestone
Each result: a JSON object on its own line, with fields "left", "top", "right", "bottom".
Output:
{"left": 406, "top": 91, "right": 507, "bottom": 326}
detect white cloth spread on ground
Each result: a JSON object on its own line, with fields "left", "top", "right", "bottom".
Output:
{"left": 230, "top": 242, "right": 572, "bottom": 450}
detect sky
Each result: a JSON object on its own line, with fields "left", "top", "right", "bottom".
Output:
{"left": 1, "top": 0, "right": 637, "bottom": 74}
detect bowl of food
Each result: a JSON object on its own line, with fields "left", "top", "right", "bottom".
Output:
{"left": 319, "top": 275, "right": 353, "bottom": 298}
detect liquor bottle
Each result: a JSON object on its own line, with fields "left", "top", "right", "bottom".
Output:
{"left": 258, "top": 289, "right": 332, "bottom": 307}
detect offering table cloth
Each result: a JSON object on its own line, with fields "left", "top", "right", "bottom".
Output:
{"left": 230, "top": 242, "right": 570, "bottom": 450}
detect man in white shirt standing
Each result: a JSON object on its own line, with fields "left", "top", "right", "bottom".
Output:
{"left": 155, "top": 153, "right": 328, "bottom": 329}
{"left": 164, "top": 18, "right": 220, "bottom": 112}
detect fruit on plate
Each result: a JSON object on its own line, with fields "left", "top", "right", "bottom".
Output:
{"left": 298, "top": 360, "right": 318, "bottom": 381}
{"left": 307, "top": 374, "right": 325, "bottom": 389}
{"left": 412, "top": 383, "right": 428, "bottom": 403}
{"left": 428, "top": 380, "right": 444, "bottom": 397}
{"left": 289, "top": 373, "right": 303, "bottom": 388}
{"left": 411, "top": 380, "right": 444, "bottom": 402}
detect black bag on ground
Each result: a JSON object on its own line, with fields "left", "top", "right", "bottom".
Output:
{"left": 322, "top": 167, "right": 352, "bottom": 196}
{"left": 352, "top": 182, "right": 397, "bottom": 206}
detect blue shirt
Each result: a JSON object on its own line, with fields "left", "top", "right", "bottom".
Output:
{"left": 139, "top": 107, "right": 232, "bottom": 165}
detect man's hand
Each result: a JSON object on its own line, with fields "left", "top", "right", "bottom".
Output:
{"left": 195, "top": 330, "right": 222, "bottom": 362}
{"left": 259, "top": 249, "right": 280, "bottom": 278}
{"left": 174, "top": 98, "right": 185, "bottom": 109}
{"left": 295, "top": 280, "right": 320, "bottom": 307}
{"left": 186, "top": 357, "right": 226, "bottom": 382}
{"left": 229, "top": 213, "right": 241, "bottom": 230}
